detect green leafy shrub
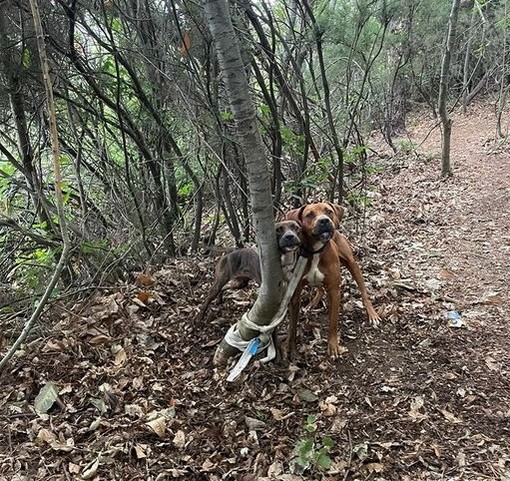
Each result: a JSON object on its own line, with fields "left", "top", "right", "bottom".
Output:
{"left": 293, "top": 415, "right": 334, "bottom": 472}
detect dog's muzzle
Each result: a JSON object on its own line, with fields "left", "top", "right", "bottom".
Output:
{"left": 312, "top": 216, "right": 334, "bottom": 242}
{"left": 279, "top": 232, "right": 301, "bottom": 252}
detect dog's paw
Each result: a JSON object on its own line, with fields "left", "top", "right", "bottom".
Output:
{"left": 369, "top": 314, "right": 382, "bottom": 328}
{"left": 328, "top": 342, "right": 348, "bottom": 358}
{"left": 367, "top": 308, "right": 382, "bottom": 328}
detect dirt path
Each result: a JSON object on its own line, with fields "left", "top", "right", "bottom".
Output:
{"left": 356, "top": 101, "right": 510, "bottom": 479}
{"left": 0, "top": 102, "right": 509, "bottom": 480}
{"left": 412, "top": 103, "right": 509, "bottom": 313}
{"left": 369, "top": 101, "right": 509, "bottom": 342}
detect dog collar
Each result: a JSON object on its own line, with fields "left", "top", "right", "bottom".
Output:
{"left": 300, "top": 241, "right": 329, "bottom": 258}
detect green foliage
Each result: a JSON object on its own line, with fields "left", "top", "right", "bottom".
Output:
{"left": 220, "top": 110, "right": 234, "bottom": 122}
{"left": 293, "top": 415, "right": 334, "bottom": 472}
{"left": 398, "top": 139, "right": 415, "bottom": 155}
{"left": 82, "top": 238, "right": 109, "bottom": 255}
{"left": 59, "top": 154, "right": 71, "bottom": 166}
{"left": 258, "top": 104, "right": 271, "bottom": 119}
{"left": 13, "top": 246, "right": 55, "bottom": 292}
{"left": 100, "top": 54, "right": 115, "bottom": 76}
{"left": 345, "top": 144, "right": 367, "bottom": 163}
{"left": 347, "top": 189, "right": 372, "bottom": 209}
{"left": 366, "top": 162, "right": 384, "bottom": 175}
{"left": 283, "top": 155, "right": 332, "bottom": 200}
{"left": 61, "top": 182, "right": 71, "bottom": 205}
{"left": 178, "top": 181, "right": 193, "bottom": 198}
{"left": 305, "top": 157, "right": 332, "bottom": 186}
{"left": 0, "top": 161, "right": 15, "bottom": 177}
{"left": 111, "top": 17, "right": 122, "bottom": 34}
{"left": 495, "top": 10, "right": 510, "bottom": 30}
{"left": 21, "top": 49, "right": 31, "bottom": 69}
{"left": 281, "top": 126, "right": 305, "bottom": 159}
{"left": 0, "top": 163, "right": 15, "bottom": 213}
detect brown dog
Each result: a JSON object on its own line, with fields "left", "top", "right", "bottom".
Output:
{"left": 308, "top": 234, "right": 380, "bottom": 323}
{"left": 286, "top": 202, "right": 379, "bottom": 357}
{"left": 198, "top": 220, "right": 302, "bottom": 320}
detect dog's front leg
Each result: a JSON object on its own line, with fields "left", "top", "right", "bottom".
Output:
{"left": 337, "top": 234, "right": 380, "bottom": 326}
{"left": 287, "top": 282, "right": 303, "bottom": 358}
{"left": 343, "top": 258, "right": 380, "bottom": 326}
{"left": 325, "top": 278, "right": 347, "bottom": 358}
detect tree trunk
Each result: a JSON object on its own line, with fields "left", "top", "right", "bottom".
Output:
{"left": 0, "top": 9, "right": 53, "bottom": 231}
{"left": 301, "top": 0, "right": 345, "bottom": 203}
{"left": 461, "top": 9, "right": 476, "bottom": 114}
{"left": 0, "top": 0, "right": 71, "bottom": 372}
{"left": 496, "top": 1, "right": 508, "bottom": 138}
{"left": 204, "top": 0, "right": 284, "bottom": 364}
{"left": 438, "top": 0, "right": 461, "bottom": 177}
{"left": 383, "top": 1, "right": 413, "bottom": 151}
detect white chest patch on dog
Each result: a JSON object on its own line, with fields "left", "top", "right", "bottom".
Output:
{"left": 304, "top": 253, "right": 324, "bottom": 287}
{"left": 281, "top": 251, "right": 298, "bottom": 282}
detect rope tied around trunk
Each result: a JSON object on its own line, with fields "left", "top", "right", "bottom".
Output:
{"left": 225, "top": 255, "right": 309, "bottom": 382}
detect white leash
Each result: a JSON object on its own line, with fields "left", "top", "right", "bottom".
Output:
{"left": 225, "top": 255, "right": 308, "bottom": 382}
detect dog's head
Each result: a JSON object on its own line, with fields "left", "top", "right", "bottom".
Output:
{"left": 286, "top": 202, "right": 344, "bottom": 243}
{"left": 275, "top": 220, "right": 302, "bottom": 253}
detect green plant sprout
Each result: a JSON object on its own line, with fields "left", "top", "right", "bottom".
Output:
{"left": 294, "top": 415, "right": 334, "bottom": 472}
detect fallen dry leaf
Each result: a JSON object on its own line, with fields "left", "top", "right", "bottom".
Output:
{"left": 173, "top": 430, "right": 186, "bottom": 448}
{"left": 146, "top": 417, "right": 167, "bottom": 438}
{"left": 113, "top": 347, "right": 127, "bottom": 365}
{"left": 34, "top": 382, "right": 59, "bottom": 414}
{"left": 135, "top": 273, "right": 156, "bottom": 287}
{"left": 485, "top": 356, "right": 500, "bottom": 372}
{"left": 408, "top": 396, "right": 427, "bottom": 421}
{"left": 364, "top": 462, "right": 385, "bottom": 474}
{"left": 88, "top": 334, "right": 111, "bottom": 345}
{"left": 134, "top": 443, "right": 148, "bottom": 459}
{"left": 440, "top": 409, "right": 463, "bottom": 424}
{"left": 482, "top": 291, "right": 503, "bottom": 304}
{"left": 80, "top": 456, "right": 100, "bottom": 479}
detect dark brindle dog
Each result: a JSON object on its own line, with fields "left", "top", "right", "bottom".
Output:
{"left": 198, "top": 220, "right": 302, "bottom": 320}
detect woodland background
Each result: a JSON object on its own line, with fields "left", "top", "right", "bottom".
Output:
{"left": 1, "top": 1, "right": 510, "bottom": 480}
{"left": 1, "top": 0, "right": 508, "bottom": 303}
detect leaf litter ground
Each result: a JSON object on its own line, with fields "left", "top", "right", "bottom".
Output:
{"left": 1, "top": 101, "right": 509, "bottom": 480}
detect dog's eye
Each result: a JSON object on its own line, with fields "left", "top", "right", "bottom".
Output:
{"left": 305, "top": 212, "right": 314, "bottom": 219}
{"left": 325, "top": 209, "right": 333, "bottom": 216}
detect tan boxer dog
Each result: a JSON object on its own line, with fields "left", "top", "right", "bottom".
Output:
{"left": 286, "top": 202, "right": 380, "bottom": 357}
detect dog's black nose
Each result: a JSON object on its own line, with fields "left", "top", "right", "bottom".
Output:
{"left": 283, "top": 233, "right": 297, "bottom": 240}
{"left": 318, "top": 217, "right": 330, "bottom": 225}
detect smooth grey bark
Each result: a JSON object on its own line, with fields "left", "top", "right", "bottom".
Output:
{"left": 203, "top": 0, "right": 284, "bottom": 364}
{"left": 438, "top": 0, "right": 461, "bottom": 177}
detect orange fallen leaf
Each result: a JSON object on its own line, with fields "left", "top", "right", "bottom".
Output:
{"left": 137, "top": 291, "right": 152, "bottom": 304}
{"left": 135, "top": 273, "right": 156, "bottom": 287}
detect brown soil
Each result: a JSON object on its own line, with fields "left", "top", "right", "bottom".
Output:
{"left": 1, "top": 101, "right": 509, "bottom": 481}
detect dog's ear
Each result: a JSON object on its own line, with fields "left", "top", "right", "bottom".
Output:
{"left": 327, "top": 202, "right": 345, "bottom": 226}
{"left": 285, "top": 205, "right": 305, "bottom": 222}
